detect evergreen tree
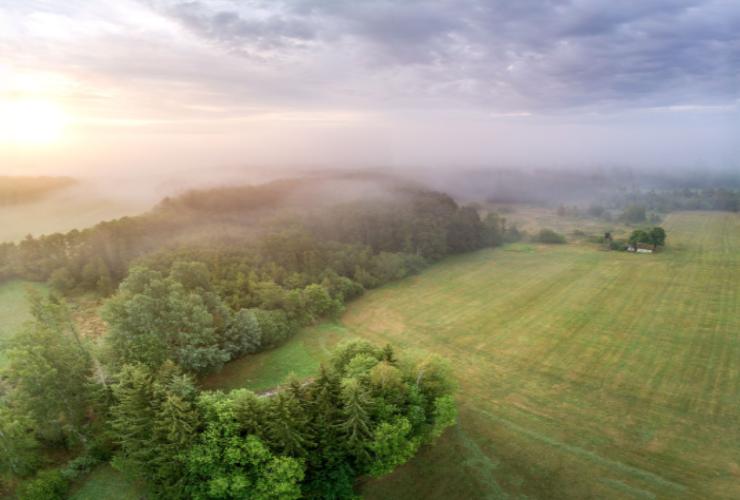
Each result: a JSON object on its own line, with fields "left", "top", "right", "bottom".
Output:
{"left": 0, "top": 408, "right": 39, "bottom": 476}
{"left": 338, "top": 378, "right": 373, "bottom": 467}
{"left": 109, "top": 364, "right": 158, "bottom": 478}
{"left": 4, "top": 293, "right": 93, "bottom": 445}
{"left": 265, "top": 390, "right": 312, "bottom": 457}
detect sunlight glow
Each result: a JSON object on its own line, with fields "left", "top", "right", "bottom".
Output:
{"left": 0, "top": 99, "right": 69, "bottom": 146}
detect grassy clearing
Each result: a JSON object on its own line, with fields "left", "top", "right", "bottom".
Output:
{"left": 0, "top": 280, "right": 47, "bottom": 367}
{"left": 201, "top": 323, "right": 354, "bottom": 392}
{"left": 69, "top": 464, "right": 148, "bottom": 500}
{"left": 344, "top": 211, "right": 740, "bottom": 499}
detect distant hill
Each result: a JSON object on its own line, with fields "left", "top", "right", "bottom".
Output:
{"left": 0, "top": 176, "right": 76, "bottom": 206}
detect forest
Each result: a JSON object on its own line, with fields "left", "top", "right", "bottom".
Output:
{"left": 0, "top": 175, "right": 505, "bottom": 498}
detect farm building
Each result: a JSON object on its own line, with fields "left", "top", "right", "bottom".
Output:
{"left": 627, "top": 243, "right": 654, "bottom": 253}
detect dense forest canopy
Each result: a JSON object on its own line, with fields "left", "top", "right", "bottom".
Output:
{"left": 0, "top": 174, "right": 501, "bottom": 498}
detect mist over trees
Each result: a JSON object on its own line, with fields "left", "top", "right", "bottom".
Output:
{"left": 0, "top": 175, "right": 490, "bottom": 498}
{"left": 2, "top": 171, "right": 736, "bottom": 497}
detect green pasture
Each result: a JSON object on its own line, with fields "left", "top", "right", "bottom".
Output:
{"left": 228, "top": 211, "right": 739, "bottom": 499}
{"left": 347, "top": 211, "right": 740, "bottom": 499}
{"left": 201, "top": 323, "right": 354, "bottom": 392}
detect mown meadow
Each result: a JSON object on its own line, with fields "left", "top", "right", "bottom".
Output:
{"left": 221, "top": 211, "right": 739, "bottom": 499}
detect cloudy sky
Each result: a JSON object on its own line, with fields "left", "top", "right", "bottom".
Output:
{"left": 0, "top": 0, "right": 738, "bottom": 176}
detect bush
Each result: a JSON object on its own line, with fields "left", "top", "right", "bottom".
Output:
{"left": 609, "top": 240, "right": 628, "bottom": 251}
{"left": 17, "top": 470, "right": 69, "bottom": 500}
{"left": 535, "top": 229, "right": 566, "bottom": 244}
{"left": 61, "top": 454, "right": 101, "bottom": 481}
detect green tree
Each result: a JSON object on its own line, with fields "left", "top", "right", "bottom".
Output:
{"left": 252, "top": 308, "right": 295, "bottom": 348}
{"left": 447, "top": 206, "right": 483, "bottom": 253}
{"left": 222, "top": 309, "right": 262, "bottom": 358}
{"left": 628, "top": 229, "right": 651, "bottom": 247}
{"left": 16, "top": 469, "right": 69, "bottom": 500}
{"left": 102, "top": 266, "right": 230, "bottom": 373}
{"left": 109, "top": 362, "right": 200, "bottom": 494}
{"left": 302, "top": 284, "right": 342, "bottom": 322}
{"left": 185, "top": 392, "right": 304, "bottom": 500}
{"left": 338, "top": 378, "right": 373, "bottom": 466}
{"left": 429, "top": 395, "right": 458, "bottom": 440}
{"left": 4, "top": 294, "right": 93, "bottom": 445}
{"left": 535, "top": 228, "right": 566, "bottom": 244}
{"left": 648, "top": 226, "right": 667, "bottom": 248}
{"left": 482, "top": 212, "right": 505, "bottom": 247}
{"left": 368, "top": 417, "right": 419, "bottom": 476}
{"left": 265, "top": 390, "right": 312, "bottom": 457}
{"left": 0, "top": 408, "right": 39, "bottom": 476}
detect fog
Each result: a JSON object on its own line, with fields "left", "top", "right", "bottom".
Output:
{"left": 1, "top": 1, "right": 739, "bottom": 195}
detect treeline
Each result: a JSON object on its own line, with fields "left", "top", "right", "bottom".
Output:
{"left": 0, "top": 178, "right": 311, "bottom": 287}
{"left": 0, "top": 177, "right": 76, "bottom": 206}
{"left": 612, "top": 188, "right": 740, "bottom": 213}
{"left": 1, "top": 295, "right": 456, "bottom": 499}
{"left": 98, "top": 191, "right": 506, "bottom": 374}
{"left": 0, "top": 178, "right": 507, "bottom": 299}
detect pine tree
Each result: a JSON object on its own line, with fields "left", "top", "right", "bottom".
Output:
{"left": 231, "top": 389, "right": 266, "bottom": 437}
{"left": 381, "top": 343, "right": 397, "bottom": 365}
{"left": 152, "top": 394, "right": 200, "bottom": 495}
{"left": 337, "top": 378, "right": 373, "bottom": 466}
{"left": 266, "top": 390, "right": 312, "bottom": 457}
{"left": 303, "top": 365, "right": 355, "bottom": 499}
{"left": 109, "top": 364, "right": 158, "bottom": 477}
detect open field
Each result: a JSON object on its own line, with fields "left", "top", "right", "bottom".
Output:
{"left": 349, "top": 211, "right": 740, "bottom": 499}
{"left": 218, "top": 211, "right": 739, "bottom": 499}
{"left": 0, "top": 280, "right": 47, "bottom": 367}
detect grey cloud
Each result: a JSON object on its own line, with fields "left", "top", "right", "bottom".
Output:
{"left": 152, "top": 0, "right": 740, "bottom": 111}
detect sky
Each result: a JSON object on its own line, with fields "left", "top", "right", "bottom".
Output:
{"left": 0, "top": 0, "right": 739, "bottom": 177}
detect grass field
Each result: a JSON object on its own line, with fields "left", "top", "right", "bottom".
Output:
{"left": 69, "top": 465, "right": 148, "bottom": 500}
{"left": 348, "top": 211, "right": 740, "bottom": 499}
{"left": 0, "top": 280, "right": 47, "bottom": 367}
{"left": 223, "top": 211, "right": 739, "bottom": 499}
{"left": 201, "top": 323, "right": 353, "bottom": 392}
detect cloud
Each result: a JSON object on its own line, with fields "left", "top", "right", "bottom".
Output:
{"left": 1, "top": 0, "right": 738, "bottom": 173}
{"left": 147, "top": 0, "right": 740, "bottom": 112}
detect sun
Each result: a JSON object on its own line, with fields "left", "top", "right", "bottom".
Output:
{"left": 0, "top": 99, "right": 69, "bottom": 146}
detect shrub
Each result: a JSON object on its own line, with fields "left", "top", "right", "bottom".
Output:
{"left": 609, "top": 240, "right": 628, "bottom": 251}
{"left": 61, "top": 454, "right": 101, "bottom": 481}
{"left": 17, "top": 470, "right": 69, "bottom": 500}
{"left": 535, "top": 229, "right": 566, "bottom": 244}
